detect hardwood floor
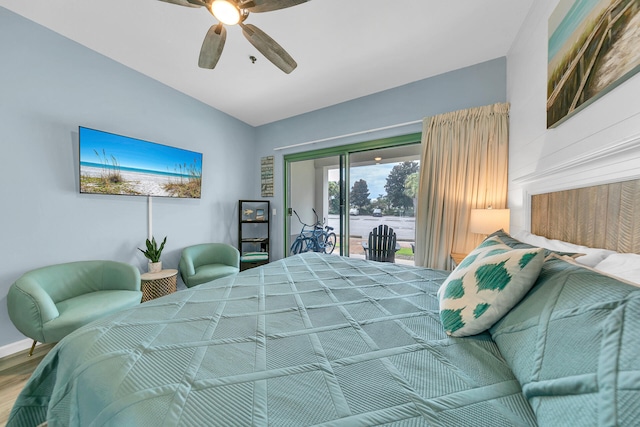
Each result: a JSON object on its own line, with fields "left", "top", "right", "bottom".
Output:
{"left": 0, "top": 343, "right": 54, "bottom": 426}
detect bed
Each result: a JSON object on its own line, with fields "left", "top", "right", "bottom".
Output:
{"left": 8, "top": 182, "right": 640, "bottom": 426}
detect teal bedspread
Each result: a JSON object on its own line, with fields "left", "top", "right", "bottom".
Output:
{"left": 9, "top": 253, "right": 537, "bottom": 426}
{"left": 491, "top": 255, "right": 640, "bottom": 426}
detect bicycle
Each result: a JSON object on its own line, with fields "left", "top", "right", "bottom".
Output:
{"left": 290, "top": 209, "right": 337, "bottom": 255}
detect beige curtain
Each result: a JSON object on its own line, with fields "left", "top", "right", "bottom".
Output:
{"left": 415, "top": 103, "right": 509, "bottom": 269}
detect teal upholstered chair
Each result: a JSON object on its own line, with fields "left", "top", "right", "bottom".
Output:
{"left": 179, "top": 243, "right": 240, "bottom": 288}
{"left": 7, "top": 260, "right": 142, "bottom": 355}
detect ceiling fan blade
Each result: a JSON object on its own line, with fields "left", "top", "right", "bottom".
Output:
{"left": 241, "top": 0, "right": 309, "bottom": 13}
{"left": 240, "top": 23, "right": 297, "bottom": 73}
{"left": 198, "top": 24, "right": 227, "bottom": 69}
{"left": 157, "top": 0, "right": 204, "bottom": 8}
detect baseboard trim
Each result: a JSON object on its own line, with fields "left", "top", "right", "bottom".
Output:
{"left": 0, "top": 338, "right": 34, "bottom": 359}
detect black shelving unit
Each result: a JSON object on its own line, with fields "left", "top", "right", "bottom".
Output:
{"left": 238, "top": 200, "right": 270, "bottom": 271}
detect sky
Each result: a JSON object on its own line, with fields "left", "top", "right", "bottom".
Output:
{"left": 79, "top": 127, "right": 202, "bottom": 173}
{"left": 328, "top": 163, "right": 397, "bottom": 199}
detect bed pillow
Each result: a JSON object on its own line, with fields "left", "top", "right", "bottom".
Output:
{"left": 490, "top": 254, "right": 640, "bottom": 426}
{"left": 594, "top": 253, "right": 640, "bottom": 285}
{"left": 488, "top": 229, "right": 581, "bottom": 260}
{"left": 513, "top": 230, "right": 616, "bottom": 267}
{"left": 438, "top": 237, "right": 545, "bottom": 337}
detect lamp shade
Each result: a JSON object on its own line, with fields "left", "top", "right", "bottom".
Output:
{"left": 469, "top": 208, "right": 510, "bottom": 235}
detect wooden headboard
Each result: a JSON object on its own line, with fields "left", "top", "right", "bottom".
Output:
{"left": 531, "top": 178, "right": 640, "bottom": 254}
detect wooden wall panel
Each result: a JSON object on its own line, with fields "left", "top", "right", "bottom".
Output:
{"left": 531, "top": 179, "right": 640, "bottom": 254}
{"left": 531, "top": 194, "right": 549, "bottom": 239}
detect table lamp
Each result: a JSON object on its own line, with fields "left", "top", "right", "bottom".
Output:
{"left": 469, "top": 208, "right": 510, "bottom": 235}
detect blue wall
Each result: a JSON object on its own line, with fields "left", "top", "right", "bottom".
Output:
{"left": 0, "top": 5, "right": 507, "bottom": 351}
{"left": 0, "top": 7, "right": 255, "bottom": 349}
{"left": 255, "top": 57, "right": 508, "bottom": 259}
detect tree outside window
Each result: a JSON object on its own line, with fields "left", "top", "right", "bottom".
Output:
{"left": 385, "top": 161, "right": 419, "bottom": 215}
{"left": 350, "top": 179, "right": 371, "bottom": 214}
{"left": 328, "top": 181, "right": 340, "bottom": 215}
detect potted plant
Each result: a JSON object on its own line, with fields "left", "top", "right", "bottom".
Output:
{"left": 138, "top": 236, "right": 167, "bottom": 273}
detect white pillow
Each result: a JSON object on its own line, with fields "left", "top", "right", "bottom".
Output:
{"left": 438, "top": 237, "right": 545, "bottom": 337}
{"left": 513, "top": 230, "right": 617, "bottom": 267}
{"left": 594, "top": 254, "right": 640, "bottom": 285}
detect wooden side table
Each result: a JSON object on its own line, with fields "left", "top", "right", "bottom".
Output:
{"left": 450, "top": 253, "right": 468, "bottom": 270}
{"left": 140, "top": 269, "right": 178, "bottom": 302}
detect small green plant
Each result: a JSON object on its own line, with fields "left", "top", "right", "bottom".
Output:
{"left": 138, "top": 236, "right": 167, "bottom": 263}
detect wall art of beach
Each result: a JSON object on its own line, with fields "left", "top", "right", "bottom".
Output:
{"left": 79, "top": 127, "right": 202, "bottom": 198}
{"left": 547, "top": 0, "right": 640, "bottom": 127}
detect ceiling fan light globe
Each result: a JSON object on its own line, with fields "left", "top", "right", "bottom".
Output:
{"left": 211, "top": 0, "right": 240, "bottom": 25}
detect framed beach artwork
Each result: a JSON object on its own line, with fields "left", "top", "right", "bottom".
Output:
{"left": 547, "top": 0, "right": 640, "bottom": 128}
{"left": 79, "top": 127, "right": 203, "bottom": 198}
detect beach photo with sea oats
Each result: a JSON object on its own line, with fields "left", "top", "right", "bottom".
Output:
{"left": 547, "top": 0, "right": 640, "bottom": 128}
{"left": 79, "top": 127, "right": 203, "bottom": 198}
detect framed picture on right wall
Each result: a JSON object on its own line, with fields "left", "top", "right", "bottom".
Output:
{"left": 547, "top": 0, "right": 640, "bottom": 128}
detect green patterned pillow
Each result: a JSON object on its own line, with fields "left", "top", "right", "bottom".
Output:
{"left": 438, "top": 237, "right": 545, "bottom": 337}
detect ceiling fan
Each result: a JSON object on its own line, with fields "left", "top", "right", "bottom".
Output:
{"left": 158, "top": 0, "right": 309, "bottom": 73}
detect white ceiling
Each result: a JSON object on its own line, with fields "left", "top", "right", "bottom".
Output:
{"left": 1, "top": 0, "right": 533, "bottom": 126}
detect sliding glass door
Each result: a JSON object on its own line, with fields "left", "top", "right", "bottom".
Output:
{"left": 347, "top": 145, "right": 421, "bottom": 264}
{"left": 287, "top": 154, "right": 346, "bottom": 256}
{"left": 284, "top": 134, "right": 421, "bottom": 262}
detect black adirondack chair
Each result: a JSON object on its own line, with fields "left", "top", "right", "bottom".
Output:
{"left": 366, "top": 225, "right": 397, "bottom": 263}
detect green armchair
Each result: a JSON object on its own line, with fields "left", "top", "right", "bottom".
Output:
{"left": 7, "top": 260, "right": 142, "bottom": 355}
{"left": 179, "top": 243, "right": 240, "bottom": 288}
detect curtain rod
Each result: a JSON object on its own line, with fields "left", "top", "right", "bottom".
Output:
{"left": 273, "top": 119, "right": 423, "bottom": 151}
